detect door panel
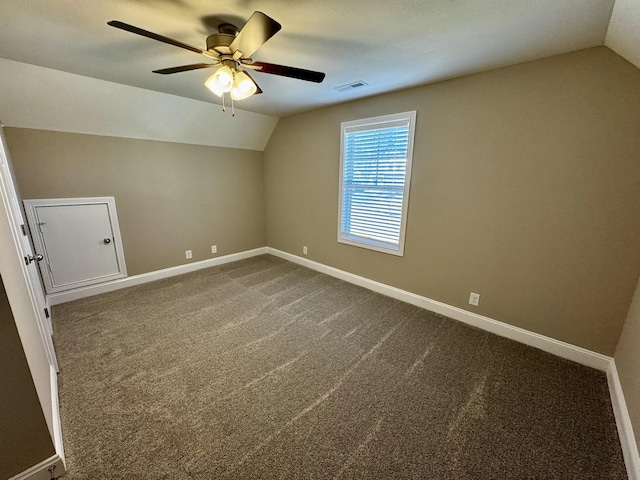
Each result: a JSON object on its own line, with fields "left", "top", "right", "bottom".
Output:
{"left": 36, "top": 204, "right": 120, "bottom": 286}
{"left": 24, "top": 197, "right": 127, "bottom": 294}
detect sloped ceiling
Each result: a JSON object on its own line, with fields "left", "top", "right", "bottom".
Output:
{"left": 0, "top": 0, "right": 619, "bottom": 118}
{"left": 0, "top": 58, "right": 278, "bottom": 151}
{"left": 3, "top": 0, "right": 639, "bottom": 151}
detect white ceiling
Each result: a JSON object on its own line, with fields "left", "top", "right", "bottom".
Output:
{"left": 0, "top": 0, "right": 618, "bottom": 118}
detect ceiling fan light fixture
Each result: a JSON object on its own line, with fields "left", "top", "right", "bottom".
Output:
{"left": 205, "top": 65, "right": 234, "bottom": 96}
{"left": 230, "top": 71, "right": 258, "bottom": 100}
{"left": 108, "top": 12, "right": 325, "bottom": 111}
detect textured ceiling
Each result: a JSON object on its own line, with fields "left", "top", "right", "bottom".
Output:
{"left": 0, "top": 0, "right": 616, "bottom": 117}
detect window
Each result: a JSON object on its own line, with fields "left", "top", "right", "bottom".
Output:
{"left": 338, "top": 111, "right": 416, "bottom": 256}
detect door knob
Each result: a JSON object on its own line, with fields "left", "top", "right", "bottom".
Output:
{"left": 103, "top": 238, "right": 111, "bottom": 244}
{"left": 25, "top": 253, "right": 44, "bottom": 265}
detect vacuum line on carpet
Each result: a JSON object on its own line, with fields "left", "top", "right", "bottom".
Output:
{"left": 226, "top": 318, "right": 408, "bottom": 475}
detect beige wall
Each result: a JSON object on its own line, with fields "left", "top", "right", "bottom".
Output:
{"left": 264, "top": 46, "right": 640, "bottom": 356}
{"left": 5, "top": 129, "right": 265, "bottom": 276}
{"left": 0, "top": 275, "right": 55, "bottom": 478}
{"left": 615, "top": 277, "right": 640, "bottom": 455}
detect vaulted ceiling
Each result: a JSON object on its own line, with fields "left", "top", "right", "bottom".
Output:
{"left": 0, "top": 0, "right": 627, "bottom": 118}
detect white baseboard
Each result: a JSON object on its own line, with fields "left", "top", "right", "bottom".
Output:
{"left": 608, "top": 361, "right": 640, "bottom": 480}
{"left": 8, "top": 454, "right": 64, "bottom": 480}
{"left": 52, "top": 245, "right": 609, "bottom": 371}
{"left": 266, "top": 248, "right": 612, "bottom": 372}
{"left": 268, "top": 249, "right": 640, "bottom": 474}
{"left": 40, "top": 246, "right": 638, "bottom": 477}
{"left": 47, "top": 247, "right": 268, "bottom": 305}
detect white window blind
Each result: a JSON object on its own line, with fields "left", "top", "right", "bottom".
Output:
{"left": 338, "top": 111, "right": 416, "bottom": 256}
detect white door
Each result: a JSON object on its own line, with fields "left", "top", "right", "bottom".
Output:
{"left": 1, "top": 124, "right": 66, "bottom": 470}
{"left": 0, "top": 126, "right": 58, "bottom": 371}
{"left": 24, "top": 198, "right": 127, "bottom": 294}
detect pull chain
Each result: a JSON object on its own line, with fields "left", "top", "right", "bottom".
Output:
{"left": 218, "top": 93, "right": 237, "bottom": 116}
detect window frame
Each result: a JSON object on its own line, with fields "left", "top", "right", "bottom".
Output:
{"left": 337, "top": 110, "right": 417, "bottom": 257}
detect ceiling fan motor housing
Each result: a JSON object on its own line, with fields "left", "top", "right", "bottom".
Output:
{"left": 206, "top": 33, "right": 236, "bottom": 55}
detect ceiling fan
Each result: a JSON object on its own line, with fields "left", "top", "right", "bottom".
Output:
{"left": 107, "top": 11, "right": 326, "bottom": 106}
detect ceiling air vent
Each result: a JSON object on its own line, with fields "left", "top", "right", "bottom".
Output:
{"left": 334, "top": 81, "right": 368, "bottom": 93}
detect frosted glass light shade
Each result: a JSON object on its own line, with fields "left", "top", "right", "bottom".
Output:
{"left": 204, "top": 65, "right": 234, "bottom": 97}
{"left": 230, "top": 71, "right": 257, "bottom": 100}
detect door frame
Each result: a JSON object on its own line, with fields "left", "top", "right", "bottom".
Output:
{"left": 0, "top": 124, "right": 66, "bottom": 474}
{"left": 24, "top": 197, "right": 128, "bottom": 294}
{"left": 0, "top": 137, "right": 58, "bottom": 372}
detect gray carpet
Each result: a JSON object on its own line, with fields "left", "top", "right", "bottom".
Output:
{"left": 53, "top": 255, "right": 627, "bottom": 479}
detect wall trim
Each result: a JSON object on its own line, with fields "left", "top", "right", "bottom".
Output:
{"left": 608, "top": 360, "right": 640, "bottom": 480}
{"left": 266, "top": 248, "right": 612, "bottom": 371}
{"left": 8, "top": 454, "right": 64, "bottom": 480}
{"left": 267, "top": 250, "right": 640, "bottom": 472}
{"left": 47, "top": 247, "right": 268, "bottom": 305}
{"left": 40, "top": 246, "right": 639, "bottom": 477}
{"left": 48, "top": 245, "right": 615, "bottom": 370}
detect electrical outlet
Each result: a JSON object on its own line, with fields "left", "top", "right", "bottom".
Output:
{"left": 303, "top": 246, "right": 308, "bottom": 255}
{"left": 211, "top": 245, "right": 217, "bottom": 254}
{"left": 185, "top": 250, "right": 192, "bottom": 259}
{"left": 469, "top": 292, "right": 480, "bottom": 306}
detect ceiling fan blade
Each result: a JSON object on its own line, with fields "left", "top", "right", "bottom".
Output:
{"left": 108, "top": 20, "right": 217, "bottom": 60}
{"left": 251, "top": 61, "right": 326, "bottom": 83}
{"left": 153, "top": 63, "right": 219, "bottom": 75}
{"left": 229, "top": 12, "right": 281, "bottom": 58}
